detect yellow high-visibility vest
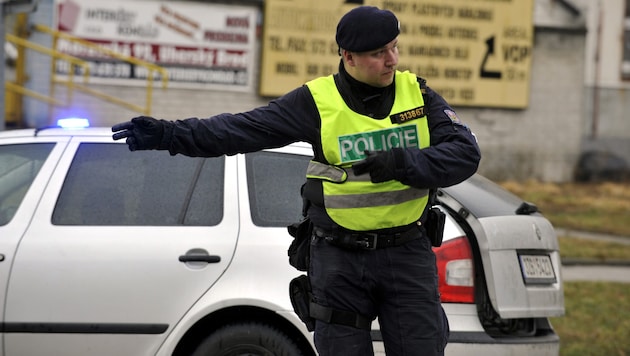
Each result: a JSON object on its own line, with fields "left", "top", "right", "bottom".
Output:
{"left": 305, "top": 71, "right": 431, "bottom": 231}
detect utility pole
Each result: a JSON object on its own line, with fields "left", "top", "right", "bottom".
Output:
{"left": 1, "top": 0, "right": 37, "bottom": 130}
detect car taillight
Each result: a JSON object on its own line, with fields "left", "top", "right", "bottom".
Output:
{"left": 433, "top": 236, "right": 475, "bottom": 303}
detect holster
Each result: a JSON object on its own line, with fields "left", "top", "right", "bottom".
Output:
{"left": 287, "top": 218, "right": 313, "bottom": 271}
{"left": 289, "top": 275, "right": 372, "bottom": 331}
{"left": 289, "top": 275, "right": 316, "bottom": 331}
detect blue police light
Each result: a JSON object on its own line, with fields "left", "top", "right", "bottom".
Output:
{"left": 57, "top": 117, "right": 90, "bottom": 129}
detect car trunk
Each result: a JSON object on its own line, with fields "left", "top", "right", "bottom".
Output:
{"left": 474, "top": 214, "right": 564, "bottom": 318}
{"left": 439, "top": 175, "right": 565, "bottom": 321}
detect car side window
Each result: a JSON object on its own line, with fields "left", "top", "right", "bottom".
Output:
{"left": 0, "top": 143, "right": 55, "bottom": 226}
{"left": 52, "top": 143, "right": 224, "bottom": 226}
{"left": 246, "top": 151, "right": 310, "bottom": 227}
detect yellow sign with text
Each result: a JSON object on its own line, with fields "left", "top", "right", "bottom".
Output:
{"left": 260, "top": 0, "right": 533, "bottom": 109}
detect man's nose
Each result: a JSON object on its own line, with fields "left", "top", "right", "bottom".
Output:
{"left": 385, "top": 48, "right": 398, "bottom": 66}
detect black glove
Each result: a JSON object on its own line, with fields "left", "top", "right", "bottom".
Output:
{"left": 112, "top": 116, "right": 165, "bottom": 151}
{"left": 352, "top": 149, "right": 405, "bottom": 183}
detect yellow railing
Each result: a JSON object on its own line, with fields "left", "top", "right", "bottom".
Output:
{"left": 5, "top": 32, "right": 90, "bottom": 107}
{"left": 5, "top": 23, "right": 168, "bottom": 125}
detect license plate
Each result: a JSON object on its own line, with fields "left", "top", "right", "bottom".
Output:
{"left": 518, "top": 254, "right": 557, "bottom": 284}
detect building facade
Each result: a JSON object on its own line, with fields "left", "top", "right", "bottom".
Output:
{"left": 5, "top": 0, "right": 628, "bottom": 182}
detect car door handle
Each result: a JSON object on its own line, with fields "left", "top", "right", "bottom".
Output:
{"left": 178, "top": 254, "right": 221, "bottom": 263}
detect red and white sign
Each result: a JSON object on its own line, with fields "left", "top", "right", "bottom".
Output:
{"left": 54, "top": 0, "right": 258, "bottom": 92}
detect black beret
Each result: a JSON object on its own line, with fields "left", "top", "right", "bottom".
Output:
{"left": 336, "top": 6, "right": 400, "bottom": 53}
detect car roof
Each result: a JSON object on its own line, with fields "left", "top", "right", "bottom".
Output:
{"left": 0, "top": 126, "right": 313, "bottom": 150}
{"left": 0, "top": 127, "right": 113, "bottom": 138}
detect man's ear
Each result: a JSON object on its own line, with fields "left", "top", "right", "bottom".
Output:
{"left": 341, "top": 49, "right": 356, "bottom": 67}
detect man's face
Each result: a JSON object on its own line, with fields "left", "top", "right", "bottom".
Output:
{"left": 344, "top": 39, "right": 399, "bottom": 88}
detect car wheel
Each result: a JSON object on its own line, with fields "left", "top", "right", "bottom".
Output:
{"left": 191, "top": 322, "right": 305, "bottom": 356}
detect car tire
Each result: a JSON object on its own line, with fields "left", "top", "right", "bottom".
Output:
{"left": 191, "top": 322, "right": 305, "bottom": 356}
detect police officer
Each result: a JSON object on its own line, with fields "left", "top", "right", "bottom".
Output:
{"left": 113, "top": 6, "right": 480, "bottom": 356}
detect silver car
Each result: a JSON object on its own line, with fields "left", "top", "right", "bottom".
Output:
{"left": 0, "top": 124, "right": 564, "bottom": 356}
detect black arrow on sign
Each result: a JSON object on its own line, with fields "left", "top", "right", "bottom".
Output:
{"left": 480, "top": 36, "right": 502, "bottom": 79}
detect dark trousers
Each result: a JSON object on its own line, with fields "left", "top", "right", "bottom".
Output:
{"left": 309, "top": 233, "right": 449, "bottom": 356}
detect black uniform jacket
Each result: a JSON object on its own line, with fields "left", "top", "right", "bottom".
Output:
{"left": 161, "top": 63, "right": 481, "bottom": 230}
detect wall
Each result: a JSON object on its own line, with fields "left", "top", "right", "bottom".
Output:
{"left": 578, "top": 0, "right": 630, "bottom": 179}
{"left": 20, "top": 0, "right": 54, "bottom": 128}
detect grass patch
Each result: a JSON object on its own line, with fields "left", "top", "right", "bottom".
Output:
{"left": 500, "top": 181, "right": 630, "bottom": 237}
{"left": 559, "top": 236, "right": 630, "bottom": 261}
{"left": 552, "top": 282, "right": 630, "bottom": 356}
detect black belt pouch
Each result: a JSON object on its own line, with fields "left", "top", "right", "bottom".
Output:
{"left": 287, "top": 218, "right": 313, "bottom": 271}
{"left": 426, "top": 206, "right": 446, "bottom": 247}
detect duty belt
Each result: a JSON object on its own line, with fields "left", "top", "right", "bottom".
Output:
{"left": 313, "top": 226, "right": 420, "bottom": 250}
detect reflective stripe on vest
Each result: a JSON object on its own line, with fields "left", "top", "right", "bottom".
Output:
{"left": 306, "top": 71, "right": 430, "bottom": 231}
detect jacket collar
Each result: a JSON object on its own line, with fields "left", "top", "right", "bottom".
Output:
{"left": 334, "top": 61, "right": 395, "bottom": 119}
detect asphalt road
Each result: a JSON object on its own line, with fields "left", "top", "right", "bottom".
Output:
{"left": 562, "top": 265, "right": 630, "bottom": 283}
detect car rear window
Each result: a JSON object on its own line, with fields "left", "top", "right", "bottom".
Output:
{"left": 52, "top": 143, "right": 224, "bottom": 226}
{"left": 246, "top": 151, "right": 309, "bottom": 227}
{"left": 0, "top": 143, "right": 54, "bottom": 226}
